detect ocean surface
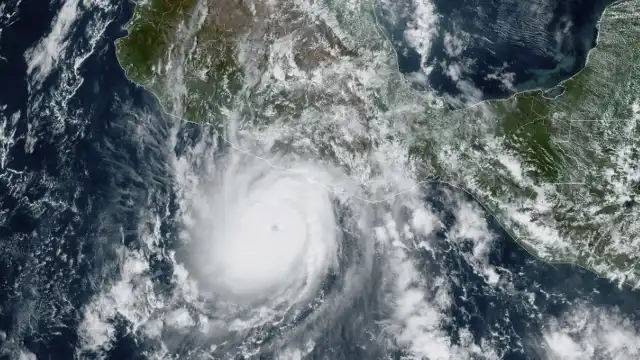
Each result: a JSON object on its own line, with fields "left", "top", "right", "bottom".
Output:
{"left": 379, "top": 0, "right": 613, "bottom": 104}
{"left": 0, "top": 0, "right": 638, "bottom": 358}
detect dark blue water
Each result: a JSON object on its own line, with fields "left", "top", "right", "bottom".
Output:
{"left": 379, "top": 0, "right": 613, "bottom": 105}
{"left": 0, "top": 0, "right": 171, "bottom": 358}
{"left": 0, "top": 0, "right": 638, "bottom": 359}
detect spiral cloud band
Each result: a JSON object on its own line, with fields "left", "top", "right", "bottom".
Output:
{"left": 187, "top": 153, "right": 342, "bottom": 308}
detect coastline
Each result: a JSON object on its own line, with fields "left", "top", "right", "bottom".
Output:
{"left": 113, "top": 0, "right": 640, "bottom": 289}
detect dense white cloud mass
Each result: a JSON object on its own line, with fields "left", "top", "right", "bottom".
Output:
{"left": 186, "top": 153, "right": 341, "bottom": 305}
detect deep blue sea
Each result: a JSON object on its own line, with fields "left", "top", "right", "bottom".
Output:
{"left": 0, "top": 0, "right": 173, "bottom": 357}
{"left": 0, "top": 0, "right": 638, "bottom": 358}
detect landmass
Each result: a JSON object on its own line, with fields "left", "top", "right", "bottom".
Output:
{"left": 116, "top": 0, "right": 640, "bottom": 285}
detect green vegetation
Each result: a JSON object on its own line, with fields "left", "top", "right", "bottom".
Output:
{"left": 116, "top": 0, "right": 243, "bottom": 124}
{"left": 491, "top": 93, "right": 561, "bottom": 182}
{"left": 117, "top": 0, "right": 198, "bottom": 84}
{"left": 409, "top": 0, "right": 640, "bottom": 283}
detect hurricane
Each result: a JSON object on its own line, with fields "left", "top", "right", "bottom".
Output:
{"left": 159, "top": 124, "right": 384, "bottom": 356}
{"left": 1, "top": 0, "right": 640, "bottom": 359}
{"left": 180, "top": 147, "right": 354, "bottom": 318}
{"left": 191, "top": 159, "right": 338, "bottom": 298}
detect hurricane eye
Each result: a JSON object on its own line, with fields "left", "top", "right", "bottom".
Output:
{"left": 185, "top": 156, "right": 341, "bottom": 307}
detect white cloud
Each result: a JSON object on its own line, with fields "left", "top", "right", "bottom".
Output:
{"left": 449, "top": 199, "right": 500, "bottom": 285}
{"left": 544, "top": 304, "right": 640, "bottom": 360}
{"left": 485, "top": 66, "right": 517, "bottom": 92}
{"left": 18, "top": 350, "right": 37, "bottom": 360}
{"left": 25, "top": 0, "right": 81, "bottom": 85}
{"left": 165, "top": 308, "right": 195, "bottom": 330}
{"left": 403, "top": 0, "right": 439, "bottom": 66}
{"left": 443, "top": 31, "right": 466, "bottom": 57}
{"left": 78, "top": 249, "right": 153, "bottom": 354}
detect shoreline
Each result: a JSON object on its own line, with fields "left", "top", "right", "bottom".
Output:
{"left": 113, "top": 0, "right": 639, "bottom": 290}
